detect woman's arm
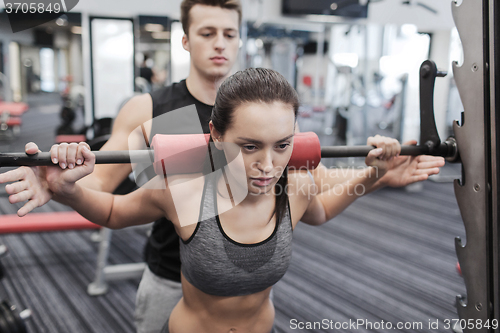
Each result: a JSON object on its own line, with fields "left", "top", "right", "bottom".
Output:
{"left": 307, "top": 152, "right": 444, "bottom": 194}
{"left": 0, "top": 142, "right": 94, "bottom": 216}
{"left": 0, "top": 142, "right": 167, "bottom": 229}
{"left": 299, "top": 136, "right": 400, "bottom": 226}
{"left": 295, "top": 121, "right": 444, "bottom": 193}
{"left": 299, "top": 166, "right": 379, "bottom": 226}
{"left": 0, "top": 94, "right": 154, "bottom": 214}
{"left": 59, "top": 179, "right": 167, "bottom": 230}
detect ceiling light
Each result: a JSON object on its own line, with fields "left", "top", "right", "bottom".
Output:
{"left": 71, "top": 26, "right": 82, "bottom": 34}
{"left": 152, "top": 31, "right": 171, "bottom": 39}
{"left": 145, "top": 24, "right": 164, "bottom": 32}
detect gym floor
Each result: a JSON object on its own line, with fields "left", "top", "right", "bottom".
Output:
{"left": 0, "top": 93, "right": 465, "bottom": 332}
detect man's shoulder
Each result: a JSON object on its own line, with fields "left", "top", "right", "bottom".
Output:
{"left": 150, "top": 80, "right": 212, "bottom": 118}
{"left": 150, "top": 80, "right": 188, "bottom": 106}
{"left": 112, "top": 93, "right": 153, "bottom": 134}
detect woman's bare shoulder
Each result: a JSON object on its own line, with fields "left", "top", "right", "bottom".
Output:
{"left": 287, "top": 170, "right": 317, "bottom": 228}
{"left": 160, "top": 173, "right": 206, "bottom": 236}
{"left": 143, "top": 173, "right": 205, "bottom": 214}
{"left": 287, "top": 170, "right": 315, "bottom": 196}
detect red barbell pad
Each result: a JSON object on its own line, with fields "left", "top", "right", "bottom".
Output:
{"left": 152, "top": 133, "right": 210, "bottom": 176}
{"left": 289, "top": 132, "right": 321, "bottom": 170}
{"left": 151, "top": 131, "right": 321, "bottom": 175}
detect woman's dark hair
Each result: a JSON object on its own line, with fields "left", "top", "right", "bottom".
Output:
{"left": 210, "top": 68, "right": 299, "bottom": 226}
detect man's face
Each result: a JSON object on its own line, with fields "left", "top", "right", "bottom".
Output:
{"left": 183, "top": 5, "right": 240, "bottom": 80}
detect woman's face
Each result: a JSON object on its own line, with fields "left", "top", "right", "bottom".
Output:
{"left": 212, "top": 101, "right": 296, "bottom": 196}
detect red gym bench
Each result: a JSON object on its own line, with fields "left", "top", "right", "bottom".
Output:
{"left": 0, "top": 211, "right": 100, "bottom": 234}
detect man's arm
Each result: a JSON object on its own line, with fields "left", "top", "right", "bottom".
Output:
{"left": 76, "top": 93, "right": 153, "bottom": 193}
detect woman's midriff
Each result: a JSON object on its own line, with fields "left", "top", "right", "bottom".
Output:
{"left": 168, "top": 274, "right": 275, "bottom": 333}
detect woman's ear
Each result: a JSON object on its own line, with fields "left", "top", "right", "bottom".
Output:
{"left": 209, "top": 122, "right": 223, "bottom": 150}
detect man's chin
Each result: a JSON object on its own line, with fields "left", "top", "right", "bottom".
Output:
{"left": 204, "top": 66, "right": 232, "bottom": 79}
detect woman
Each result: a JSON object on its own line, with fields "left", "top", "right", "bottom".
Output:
{"left": 0, "top": 68, "right": 439, "bottom": 333}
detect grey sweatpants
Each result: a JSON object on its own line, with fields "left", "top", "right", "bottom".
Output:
{"left": 134, "top": 266, "right": 183, "bottom": 333}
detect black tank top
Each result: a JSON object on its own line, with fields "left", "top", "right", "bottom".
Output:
{"left": 145, "top": 80, "right": 213, "bottom": 282}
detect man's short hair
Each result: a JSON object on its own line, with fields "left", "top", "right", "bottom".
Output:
{"left": 180, "top": 0, "right": 242, "bottom": 35}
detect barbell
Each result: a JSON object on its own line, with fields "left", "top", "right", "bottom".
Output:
{"left": 0, "top": 132, "right": 459, "bottom": 176}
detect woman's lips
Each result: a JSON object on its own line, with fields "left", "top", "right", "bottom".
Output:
{"left": 251, "top": 177, "right": 274, "bottom": 187}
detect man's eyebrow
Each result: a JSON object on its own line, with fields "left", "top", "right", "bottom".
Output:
{"left": 197, "top": 27, "right": 238, "bottom": 32}
{"left": 236, "top": 134, "right": 294, "bottom": 144}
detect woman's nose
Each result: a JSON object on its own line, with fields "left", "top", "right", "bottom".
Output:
{"left": 257, "top": 152, "right": 273, "bottom": 173}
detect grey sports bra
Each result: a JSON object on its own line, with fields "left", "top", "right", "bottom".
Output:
{"left": 179, "top": 174, "right": 293, "bottom": 297}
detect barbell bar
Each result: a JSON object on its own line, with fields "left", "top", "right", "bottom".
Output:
{"left": 0, "top": 132, "right": 459, "bottom": 174}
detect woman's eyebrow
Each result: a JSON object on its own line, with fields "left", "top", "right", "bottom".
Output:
{"left": 276, "top": 134, "right": 294, "bottom": 142}
{"left": 237, "top": 134, "right": 294, "bottom": 144}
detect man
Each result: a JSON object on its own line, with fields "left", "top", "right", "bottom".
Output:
{"left": 14, "top": 0, "right": 444, "bottom": 332}
{"left": 78, "top": 1, "right": 242, "bottom": 332}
